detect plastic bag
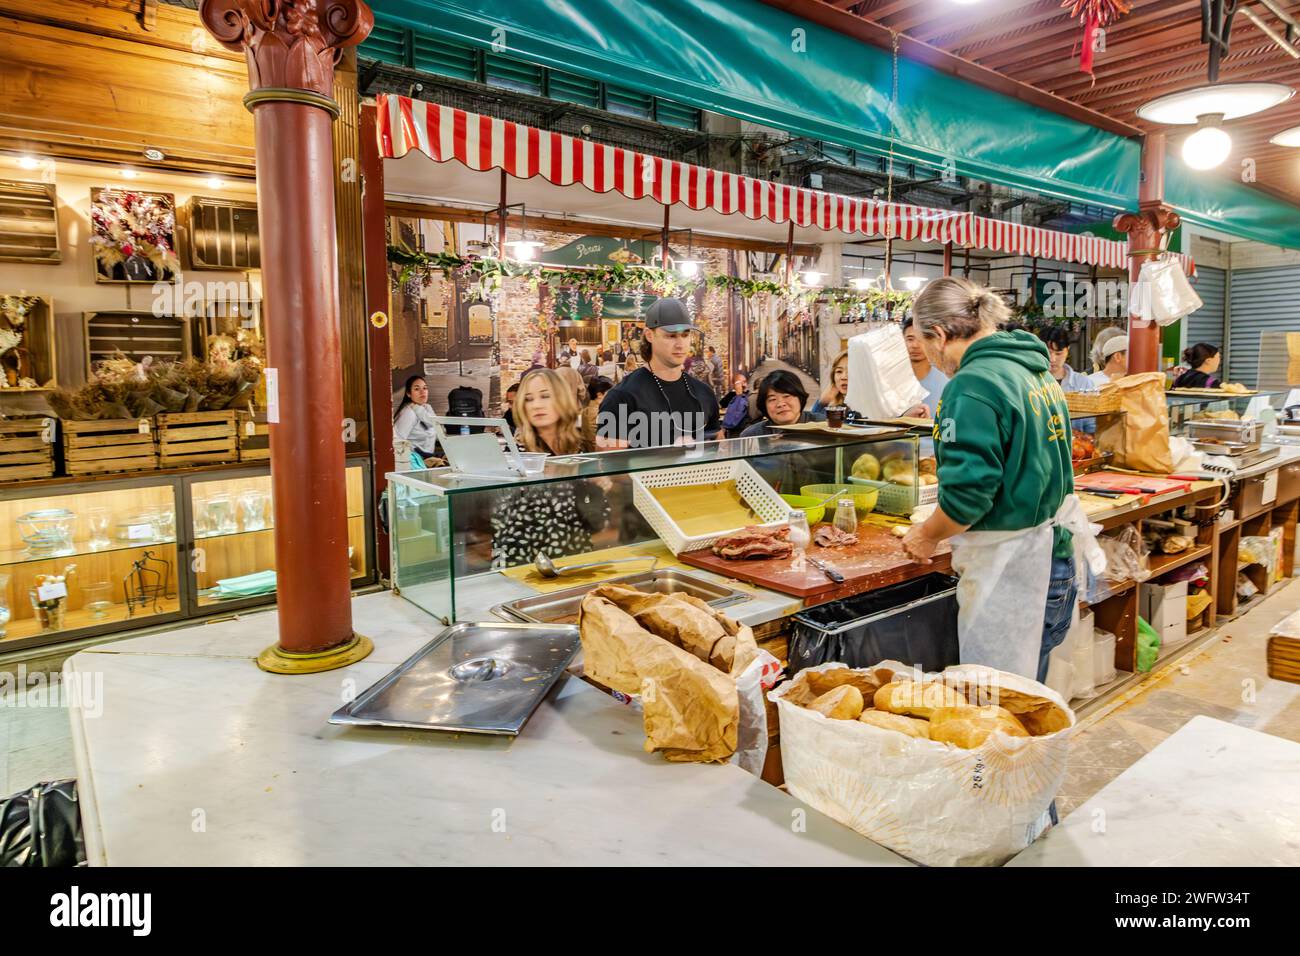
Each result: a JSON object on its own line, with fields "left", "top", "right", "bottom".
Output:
{"left": 771, "top": 661, "right": 1075, "bottom": 867}
{"left": 0, "top": 779, "right": 84, "bottom": 867}
{"left": 845, "top": 325, "right": 925, "bottom": 420}
{"left": 1085, "top": 525, "right": 1148, "bottom": 602}
{"left": 1129, "top": 256, "right": 1203, "bottom": 326}
{"left": 1136, "top": 617, "right": 1160, "bottom": 672}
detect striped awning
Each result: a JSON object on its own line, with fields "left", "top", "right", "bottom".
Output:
{"left": 377, "top": 94, "right": 1194, "bottom": 276}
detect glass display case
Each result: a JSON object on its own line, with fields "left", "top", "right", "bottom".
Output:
{"left": 1166, "top": 389, "right": 1293, "bottom": 436}
{"left": 386, "top": 431, "right": 926, "bottom": 624}
{"left": 0, "top": 458, "right": 374, "bottom": 651}
{"left": 189, "top": 463, "right": 369, "bottom": 610}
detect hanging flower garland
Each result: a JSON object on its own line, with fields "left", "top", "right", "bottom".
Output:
{"left": 387, "top": 244, "right": 914, "bottom": 316}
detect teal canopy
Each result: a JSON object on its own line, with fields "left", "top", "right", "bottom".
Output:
{"left": 370, "top": 0, "right": 1300, "bottom": 249}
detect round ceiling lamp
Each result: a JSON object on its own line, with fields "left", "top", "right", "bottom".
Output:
{"left": 801, "top": 270, "right": 825, "bottom": 287}
{"left": 1136, "top": 82, "right": 1294, "bottom": 125}
{"left": 1270, "top": 126, "right": 1300, "bottom": 147}
{"left": 901, "top": 275, "right": 927, "bottom": 291}
{"left": 675, "top": 258, "right": 703, "bottom": 279}
{"left": 505, "top": 239, "right": 543, "bottom": 262}
{"left": 850, "top": 276, "right": 876, "bottom": 291}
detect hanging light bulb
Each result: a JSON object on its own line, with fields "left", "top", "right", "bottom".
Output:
{"left": 850, "top": 276, "right": 875, "bottom": 291}
{"left": 676, "top": 258, "right": 703, "bottom": 278}
{"left": 506, "top": 239, "right": 543, "bottom": 262}
{"left": 1182, "top": 115, "right": 1232, "bottom": 170}
{"left": 18, "top": 156, "right": 39, "bottom": 170}
{"left": 120, "top": 168, "right": 139, "bottom": 179}
{"left": 801, "top": 270, "right": 825, "bottom": 287}
{"left": 206, "top": 176, "right": 226, "bottom": 190}
{"left": 901, "top": 275, "right": 926, "bottom": 291}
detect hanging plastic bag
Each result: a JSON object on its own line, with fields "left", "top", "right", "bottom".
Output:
{"left": 1129, "top": 256, "right": 1202, "bottom": 326}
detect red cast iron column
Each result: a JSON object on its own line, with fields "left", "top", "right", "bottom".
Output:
{"left": 1114, "top": 132, "right": 1180, "bottom": 375}
{"left": 201, "top": 0, "right": 374, "bottom": 672}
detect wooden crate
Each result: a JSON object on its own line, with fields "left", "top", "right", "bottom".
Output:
{"left": 1267, "top": 635, "right": 1300, "bottom": 685}
{"left": 235, "top": 410, "right": 269, "bottom": 462}
{"left": 155, "top": 410, "right": 238, "bottom": 468}
{"left": 62, "top": 418, "right": 158, "bottom": 476}
{"left": 0, "top": 416, "right": 55, "bottom": 481}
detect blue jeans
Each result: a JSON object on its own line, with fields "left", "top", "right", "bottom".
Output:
{"left": 1038, "top": 555, "right": 1077, "bottom": 684}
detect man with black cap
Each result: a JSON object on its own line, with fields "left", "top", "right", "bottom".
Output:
{"left": 596, "top": 298, "right": 721, "bottom": 448}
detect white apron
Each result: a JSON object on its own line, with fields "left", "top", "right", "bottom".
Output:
{"left": 948, "top": 494, "right": 1106, "bottom": 679}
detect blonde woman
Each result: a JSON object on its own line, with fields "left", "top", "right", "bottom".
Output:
{"left": 555, "top": 365, "right": 587, "bottom": 412}
{"left": 811, "top": 350, "right": 849, "bottom": 416}
{"left": 492, "top": 368, "right": 608, "bottom": 565}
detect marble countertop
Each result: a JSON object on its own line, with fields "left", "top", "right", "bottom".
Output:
{"left": 66, "top": 591, "right": 907, "bottom": 866}
{"left": 1009, "top": 715, "right": 1300, "bottom": 866}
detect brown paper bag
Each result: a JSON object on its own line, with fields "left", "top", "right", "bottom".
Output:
{"left": 578, "top": 584, "right": 760, "bottom": 763}
{"left": 1096, "top": 371, "right": 1172, "bottom": 474}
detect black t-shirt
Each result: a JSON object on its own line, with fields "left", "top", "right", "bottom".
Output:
{"left": 597, "top": 367, "right": 721, "bottom": 448}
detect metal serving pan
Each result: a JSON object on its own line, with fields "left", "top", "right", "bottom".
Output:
{"left": 328, "top": 622, "right": 580, "bottom": 736}
{"left": 491, "top": 568, "right": 750, "bottom": 625}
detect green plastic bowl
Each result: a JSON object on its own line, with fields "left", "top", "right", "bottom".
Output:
{"left": 780, "top": 493, "right": 828, "bottom": 525}
{"left": 800, "top": 483, "right": 879, "bottom": 517}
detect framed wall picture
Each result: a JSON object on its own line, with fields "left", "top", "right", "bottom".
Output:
{"left": 90, "top": 187, "right": 180, "bottom": 284}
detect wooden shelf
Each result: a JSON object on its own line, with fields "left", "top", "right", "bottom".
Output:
{"left": 1080, "top": 578, "right": 1136, "bottom": 609}
{"left": 1147, "top": 544, "right": 1213, "bottom": 580}
{"left": 1, "top": 596, "right": 181, "bottom": 643}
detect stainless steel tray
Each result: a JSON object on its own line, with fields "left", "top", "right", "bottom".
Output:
{"left": 491, "top": 568, "right": 749, "bottom": 625}
{"left": 328, "top": 622, "right": 580, "bottom": 736}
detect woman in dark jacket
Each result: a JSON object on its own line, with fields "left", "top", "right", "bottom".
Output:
{"left": 740, "top": 370, "right": 815, "bottom": 437}
{"left": 1172, "top": 343, "right": 1223, "bottom": 390}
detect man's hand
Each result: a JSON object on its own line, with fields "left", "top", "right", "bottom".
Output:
{"left": 903, "top": 403, "right": 931, "bottom": 419}
{"left": 901, "top": 523, "right": 938, "bottom": 564}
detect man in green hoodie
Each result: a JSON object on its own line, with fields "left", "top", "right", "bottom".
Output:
{"left": 901, "top": 278, "right": 1099, "bottom": 683}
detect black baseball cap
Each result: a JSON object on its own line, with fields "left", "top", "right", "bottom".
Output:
{"left": 645, "top": 298, "right": 696, "bottom": 332}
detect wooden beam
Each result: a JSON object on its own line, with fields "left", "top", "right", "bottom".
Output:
{"left": 383, "top": 199, "right": 821, "bottom": 257}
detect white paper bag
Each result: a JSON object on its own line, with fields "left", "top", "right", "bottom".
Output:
{"left": 1129, "top": 257, "right": 1202, "bottom": 327}
{"left": 771, "top": 661, "right": 1075, "bottom": 866}
{"left": 845, "top": 325, "right": 927, "bottom": 419}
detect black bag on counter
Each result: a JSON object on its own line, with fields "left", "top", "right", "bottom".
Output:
{"left": 788, "top": 573, "right": 959, "bottom": 675}
{"left": 0, "top": 779, "right": 85, "bottom": 867}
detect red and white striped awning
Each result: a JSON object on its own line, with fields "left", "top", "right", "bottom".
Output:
{"left": 377, "top": 94, "right": 1194, "bottom": 277}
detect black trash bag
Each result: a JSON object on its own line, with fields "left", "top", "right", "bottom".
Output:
{"left": 0, "top": 779, "right": 85, "bottom": 867}
{"left": 788, "top": 573, "right": 960, "bottom": 676}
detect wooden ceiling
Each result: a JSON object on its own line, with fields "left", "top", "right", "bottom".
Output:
{"left": 790, "top": 0, "right": 1300, "bottom": 206}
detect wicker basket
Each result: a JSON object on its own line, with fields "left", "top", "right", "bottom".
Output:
{"left": 631, "top": 460, "right": 793, "bottom": 555}
{"left": 1066, "top": 389, "right": 1121, "bottom": 416}
{"left": 848, "top": 476, "right": 939, "bottom": 516}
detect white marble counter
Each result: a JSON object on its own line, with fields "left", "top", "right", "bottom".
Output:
{"left": 67, "top": 591, "right": 907, "bottom": 866}
{"left": 1009, "top": 715, "right": 1300, "bottom": 866}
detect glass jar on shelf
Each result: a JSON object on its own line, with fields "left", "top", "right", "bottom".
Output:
{"left": 29, "top": 564, "right": 76, "bottom": 632}
{"left": 205, "top": 495, "right": 237, "bottom": 536}
{"left": 238, "top": 490, "right": 270, "bottom": 532}
{"left": 83, "top": 507, "right": 112, "bottom": 551}
{"left": 82, "top": 580, "right": 113, "bottom": 620}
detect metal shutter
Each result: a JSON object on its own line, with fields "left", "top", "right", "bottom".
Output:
{"left": 1228, "top": 266, "right": 1300, "bottom": 387}
{"left": 1186, "top": 265, "right": 1225, "bottom": 350}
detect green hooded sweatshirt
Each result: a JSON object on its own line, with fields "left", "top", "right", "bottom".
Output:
{"left": 932, "top": 330, "right": 1076, "bottom": 558}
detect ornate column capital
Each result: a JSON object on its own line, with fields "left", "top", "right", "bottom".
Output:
{"left": 200, "top": 0, "right": 373, "bottom": 114}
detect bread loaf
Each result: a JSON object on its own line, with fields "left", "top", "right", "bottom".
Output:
{"left": 808, "top": 685, "right": 865, "bottom": 720}
{"left": 873, "top": 680, "right": 968, "bottom": 718}
{"left": 928, "top": 705, "right": 1029, "bottom": 749}
{"left": 857, "top": 709, "right": 931, "bottom": 739}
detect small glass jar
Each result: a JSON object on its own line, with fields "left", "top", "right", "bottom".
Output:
{"left": 833, "top": 498, "right": 858, "bottom": 535}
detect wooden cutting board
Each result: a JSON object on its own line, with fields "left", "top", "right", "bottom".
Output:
{"left": 677, "top": 521, "right": 951, "bottom": 604}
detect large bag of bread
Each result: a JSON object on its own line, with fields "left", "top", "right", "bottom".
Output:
{"left": 1096, "top": 372, "right": 1173, "bottom": 474}
{"left": 579, "top": 584, "right": 781, "bottom": 773}
{"left": 769, "top": 660, "right": 1075, "bottom": 866}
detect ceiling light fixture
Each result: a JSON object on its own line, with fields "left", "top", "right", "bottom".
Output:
{"left": 206, "top": 176, "right": 226, "bottom": 190}
{"left": 801, "top": 270, "right": 825, "bottom": 287}
{"left": 850, "top": 276, "right": 875, "bottom": 291}
{"left": 120, "top": 168, "right": 139, "bottom": 179}
{"left": 1182, "top": 115, "right": 1233, "bottom": 170}
{"left": 901, "top": 275, "right": 926, "bottom": 291}
{"left": 1270, "top": 125, "right": 1300, "bottom": 147}
{"left": 18, "top": 156, "right": 39, "bottom": 170}
{"left": 676, "top": 258, "right": 703, "bottom": 279}
{"left": 505, "top": 239, "right": 542, "bottom": 262}
{"left": 1136, "top": 82, "right": 1294, "bottom": 124}
{"left": 1137, "top": 82, "right": 1293, "bottom": 170}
